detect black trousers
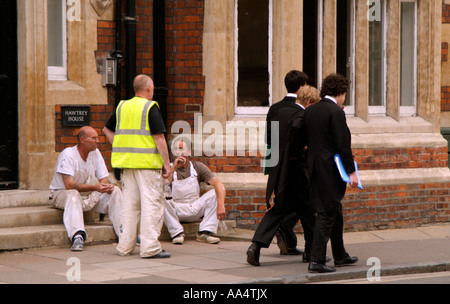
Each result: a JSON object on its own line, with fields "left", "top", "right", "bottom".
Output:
{"left": 310, "top": 203, "right": 347, "bottom": 263}
{"left": 252, "top": 201, "right": 316, "bottom": 254}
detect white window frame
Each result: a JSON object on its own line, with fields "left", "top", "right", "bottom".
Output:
{"left": 343, "top": 0, "right": 356, "bottom": 117}
{"left": 399, "top": 0, "right": 417, "bottom": 117}
{"left": 234, "top": 0, "right": 273, "bottom": 116}
{"left": 316, "top": 0, "right": 324, "bottom": 91}
{"left": 48, "top": 0, "right": 68, "bottom": 81}
{"left": 368, "top": 0, "right": 387, "bottom": 116}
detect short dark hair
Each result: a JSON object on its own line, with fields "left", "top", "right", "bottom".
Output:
{"left": 284, "top": 70, "right": 309, "bottom": 93}
{"left": 320, "top": 73, "right": 350, "bottom": 98}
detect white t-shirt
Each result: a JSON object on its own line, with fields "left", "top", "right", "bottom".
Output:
{"left": 49, "top": 146, "right": 109, "bottom": 191}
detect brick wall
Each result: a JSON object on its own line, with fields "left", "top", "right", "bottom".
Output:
{"left": 191, "top": 146, "right": 448, "bottom": 174}
{"left": 223, "top": 183, "right": 450, "bottom": 231}
{"left": 166, "top": 0, "right": 205, "bottom": 129}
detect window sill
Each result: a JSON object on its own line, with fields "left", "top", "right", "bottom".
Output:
{"left": 347, "top": 116, "right": 434, "bottom": 134}
{"left": 48, "top": 80, "right": 84, "bottom": 92}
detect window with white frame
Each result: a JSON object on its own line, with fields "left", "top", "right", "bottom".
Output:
{"left": 235, "top": 0, "right": 272, "bottom": 115}
{"left": 368, "top": 0, "right": 386, "bottom": 116}
{"left": 48, "top": 0, "right": 67, "bottom": 81}
{"left": 400, "top": 0, "right": 417, "bottom": 116}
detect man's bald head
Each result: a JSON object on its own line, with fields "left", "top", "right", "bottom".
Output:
{"left": 133, "top": 75, "right": 154, "bottom": 99}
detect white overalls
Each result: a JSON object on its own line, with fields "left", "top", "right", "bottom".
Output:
{"left": 164, "top": 162, "right": 219, "bottom": 238}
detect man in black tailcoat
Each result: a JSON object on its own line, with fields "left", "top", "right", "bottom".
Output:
{"left": 246, "top": 71, "right": 316, "bottom": 266}
{"left": 304, "top": 73, "right": 359, "bottom": 273}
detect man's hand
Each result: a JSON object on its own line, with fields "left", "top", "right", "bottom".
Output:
{"left": 97, "top": 182, "right": 114, "bottom": 194}
{"left": 173, "top": 156, "right": 186, "bottom": 170}
{"left": 162, "top": 164, "right": 172, "bottom": 179}
{"left": 216, "top": 203, "right": 226, "bottom": 221}
{"left": 349, "top": 171, "right": 359, "bottom": 188}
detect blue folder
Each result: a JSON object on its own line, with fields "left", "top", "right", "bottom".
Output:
{"left": 334, "top": 154, "right": 363, "bottom": 190}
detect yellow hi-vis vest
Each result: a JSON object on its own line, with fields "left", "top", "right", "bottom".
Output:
{"left": 111, "top": 97, "right": 164, "bottom": 169}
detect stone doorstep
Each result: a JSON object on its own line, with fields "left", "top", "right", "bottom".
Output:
{"left": 0, "top": 202, "right": 237, "bottom": 251}
{"left": 0, "top": 190, "right": 50, "bottom": 208}
{"left": 0, "top": 224, "right": 117, "bottom": 251}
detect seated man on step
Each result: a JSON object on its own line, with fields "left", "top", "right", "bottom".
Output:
{"left": 164, "top": 137, "right": 226, "bottom": 244}
{"left": 49, "top": 126, "right": 122, "bottom": 252}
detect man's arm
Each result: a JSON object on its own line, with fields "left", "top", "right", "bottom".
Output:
{"left": 208, "top": 177, "right": 226, "bottom": 220}
{"left": 62, "top": 174, "right": 114, "bottom": 194}
{"left": 153, "top": 133, "right": 172, "bottom": 179}
{"left": 102, "top": 126, "right": 115, "bottom": 145}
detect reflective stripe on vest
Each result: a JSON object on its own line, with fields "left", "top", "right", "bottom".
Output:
{"left": 111, "top": 97, "right": 164, "bottom": 169}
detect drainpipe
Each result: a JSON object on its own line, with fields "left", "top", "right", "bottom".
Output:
{"left": 125, "top": 0, "right": 137, "bottom": 99}
{"left": 153, "top": 0, "right": 168, "bottom": 128}
{"left": 112, "top": 0, "right": 123, "bottom": 107}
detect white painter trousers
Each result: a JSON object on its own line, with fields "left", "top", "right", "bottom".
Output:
{"left": 116, "top": 169, "right": 165, "bottom": 258}
{"left": 164, "top": 189, "right": 219, "bottom": 238}
{"left": 51, "top": 186, "right": 122, "bottom": 241}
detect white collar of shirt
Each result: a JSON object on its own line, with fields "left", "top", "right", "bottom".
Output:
{"left": 286, "top": 93, "right": 303, "bottom": 109}
{"left": 325, "top": 95, "right": 337, "bottom": 104}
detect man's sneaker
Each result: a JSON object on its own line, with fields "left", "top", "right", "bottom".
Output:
{"left": 196, "top": 232, "right": 220, "bottom": 244}
{"left": 148, "top": 250, "right": 171, "bottom": 259}
{"left": 71, "top": 235, "right": 84, "bottom": 252}
{"left": 172, "top": 233, "right": 185, "bottom": 245}
{"left": 136, "top": 235, "right": 141, "bottom": 246}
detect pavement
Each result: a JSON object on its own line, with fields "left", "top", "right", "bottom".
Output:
{"left": 0, "top": 223, "right": 449, "bottom": 285}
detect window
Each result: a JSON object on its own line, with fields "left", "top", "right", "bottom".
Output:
{"left": 368, "top": 0, "right": 386, "bottom": 115}
{"left": 303, "top": 0, "right": 322, "bottom": 89}
{"left": 400, "top": 0, "right": 417, "bottom": 116}
{"left": 337, "top": 0, "right": 355, "bottom": 115}
{"left": 48, "top": 0, "right": 67, "bottom": 80}
{"left": 235, "top": 0, "right": 272, "bottom": 115}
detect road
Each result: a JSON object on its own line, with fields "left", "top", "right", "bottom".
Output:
{"left": 312, "top": 271, "right": 450, "bottom": 284}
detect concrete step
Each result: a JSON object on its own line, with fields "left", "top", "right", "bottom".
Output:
{"left": 0, "top": 190, "right": 50, "bottom": 208}
{"left": 0, "top": 189, "right": 238, "bottom": 251}
{"left": 0, "top": 206, "right": 62, "bottom": 228}
{"left": 0, "top": 224, "right": 117, "bottom": 251}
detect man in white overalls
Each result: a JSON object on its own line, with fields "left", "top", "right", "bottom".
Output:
{"left": 164, "top": 138, "right": 226, "bottom": 244}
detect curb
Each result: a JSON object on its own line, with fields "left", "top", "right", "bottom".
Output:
{"left": 228, "top": 261, "right": 450, "bottom": 284}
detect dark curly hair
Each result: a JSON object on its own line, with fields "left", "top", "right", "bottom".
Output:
{"left": 320, "top": 73, "right": 349, "bottom": 98}
{"left": 284, "top": 70, "right": 309, "bottom": 93}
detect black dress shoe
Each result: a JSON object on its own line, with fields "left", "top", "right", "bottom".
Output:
{"left": 246, "top": 243, "right": 261, "bottom": 266}
{"left": 334, "top": 255, "right": 358, "bottom": 267}
{"left": 281, "top": 248, "right": 304, "bottom": 256}
{"left": 308, "top": 262, "right": 336, "bottom": 273}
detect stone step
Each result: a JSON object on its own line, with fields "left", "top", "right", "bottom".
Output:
{"left": 0, "top": 206, "right": 62, "bottom": 228}
{"left": 0, "top": 190, "right": 50, "bottom": 208}
{"left": 0, "top": 189, "right": 237, "bottom": 251}
{"left": 0, "top": 224, "right": 117, "bottom": 251}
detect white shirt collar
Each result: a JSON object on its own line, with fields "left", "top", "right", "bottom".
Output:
{"left": 324, "top": 95, "right": 337, "bottom": 104}
{"left": 286, "top": 93, "right": 297, "bottom": 98}
{"left": 296, "top": 103, "right": 305, "bottom": 110}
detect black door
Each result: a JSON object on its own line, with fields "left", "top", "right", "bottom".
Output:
{"left": 0, "top": 0, "right": 18, "bottom": 189}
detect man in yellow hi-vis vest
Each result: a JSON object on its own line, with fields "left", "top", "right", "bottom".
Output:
{"left": 103, "top": 74, "right": 172, "bottom": 258}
